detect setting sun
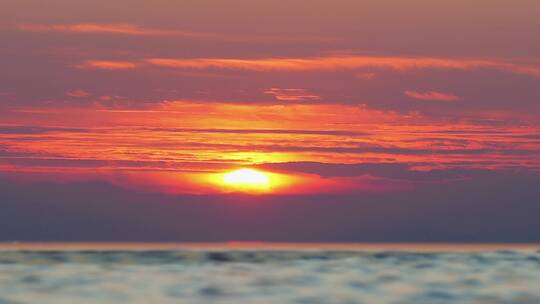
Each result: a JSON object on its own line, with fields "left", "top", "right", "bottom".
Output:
{"left": 202, "top": 168, "right": 303, "bottom": 194}
{"left": 223, "top": 169, "right": 270, "bottom": 187}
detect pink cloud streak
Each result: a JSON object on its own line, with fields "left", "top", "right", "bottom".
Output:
{"left": 18, "top": 23, "right": 334, "bottom": 43}
{"left": 404, "top": 90, "right": 462, "bottom": 102}
{"left": 75, "top": 60, "right": 137, "bottom": 70}
{"left": 145, "top": 56, "right": 540, "bottom": 78}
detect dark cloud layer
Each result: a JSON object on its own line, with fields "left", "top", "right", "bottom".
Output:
{"left": 0, "top": 126, "right": 88, "bottom": 134}
{"left": 1, "top": 169, "right": 539, "bottom": 242}
{"left": 257, "top": 162, "right": 499, "bottom": 181}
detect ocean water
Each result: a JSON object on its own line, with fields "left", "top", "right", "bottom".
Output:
{"left": 0, "top": 244, "right": 539, "bottom": 304}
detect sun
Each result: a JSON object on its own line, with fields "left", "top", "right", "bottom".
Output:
{"left": 223, "top": 168, "right": 270, "bottom": 188}
{"left": 212, "top": 168, "right": 294, "bottom": 193}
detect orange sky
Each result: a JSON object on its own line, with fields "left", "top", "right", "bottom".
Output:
{"left": 2, "top": 100, "right": 539, "bottom": 194}
{"left": 1, "top": 0, "right": 540, "bottom": 195}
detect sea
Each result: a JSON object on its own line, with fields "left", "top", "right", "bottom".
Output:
{"left": 0, "top": 243, "right": 539, "bottom": 304}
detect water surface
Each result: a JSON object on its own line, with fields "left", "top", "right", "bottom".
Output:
{"left": 0, "top": 243, "right": 539, "bottom": 304}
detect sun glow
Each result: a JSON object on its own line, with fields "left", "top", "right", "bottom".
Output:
{"left": 223, "top": 168, "right": 270, "bottom": 187}
{"left": 202, "top": 168, "right": 308, "bottom": 194}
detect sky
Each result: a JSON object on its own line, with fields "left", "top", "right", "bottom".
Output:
{"left": 1, "top": 0, "right": 540, "bottom": 242}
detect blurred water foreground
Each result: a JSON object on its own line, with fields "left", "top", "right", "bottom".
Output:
{"left": 0, "top": 243, "right": 539, "bottom": 304}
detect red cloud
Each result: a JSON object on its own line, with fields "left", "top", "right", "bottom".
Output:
{"left": 145, "top": 56, "right": 540, "bottom": 78}
{"left": 75, "top": 60, "right": 137, "bottom": 70}
{"left": 72, "top": 55, "right": 540, "bottom": 78}
{"left": 18, "top": 23, "right": 332, "bottom": 43}
{"left": 263, "top": 88, "right": 321, "bottom": 101}
{"left": 66, "top": 90, "right": 90, "bottom": 98}
{"left": 404, "top": 90, "right": 462, "bottom": 102}
{"left": 19, "top": 23, "right": 164, "bottom": 36}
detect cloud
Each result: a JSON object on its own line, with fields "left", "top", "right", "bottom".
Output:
{"left": 404, "top": 90, "right": 462, "bottom": 102}
{"left": 1, "top": 170, "right": 540, "bottom": 242}
{"left": 66, "top": 89, "right": 90, "bottom": 98}
{"left": 4, "top": 101, "right": 539, "bottom": 175}
{"left": 142, "top": 127, "right": 365, "bottom": 136}
{"left": 19, "top": 23, "right": 215, "bottom": 38}
{"left": 257, "top": 161, "right": 502, "bottom": 181}
{"left": 75, "top": 60, "right": 137, "bottom": 70}
{"left": 145, "top": 55, "right": 540, "bottom": 78}
{"left": 263, "top": 88, "right": 321, "bottom": 101}
{"left": 0, "top": 126, "right": 88, "bottom": 135}
{"left": 73, "top": 55, "right": 540, "bottom": 79}
{"left": 17, "top": 23, "right": 333, "bottom": 43}
{"left": 165, "top": 142, "right": 540, "bottom": 157}
{"left": 355, "top": 72, "right": 377, "bottom": 80}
